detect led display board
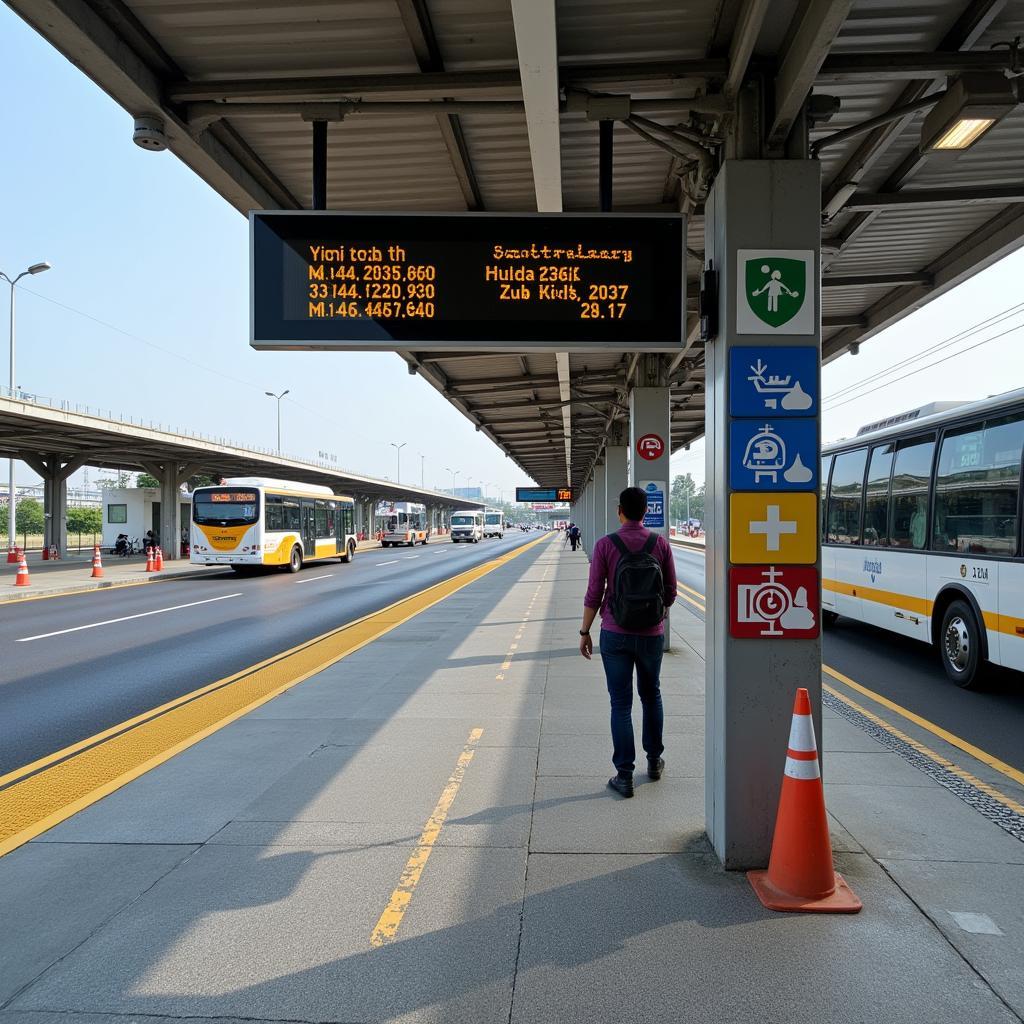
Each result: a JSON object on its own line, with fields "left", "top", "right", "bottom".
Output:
{"left": 516, "top": 487, "right": 574, "bottom": 503}
{"left": 251, "top": 212, "right": 685, "bottom": 352}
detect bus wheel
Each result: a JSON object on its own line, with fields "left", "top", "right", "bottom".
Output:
{"left": 288, "top": 546, "right": 303, "bottom": 574}
{"left": 823, "top": 610, "right": 838, "bottom": 626}
{"left": 340, "top": 540, "right": 355, "bottom": 564}
{"left": 939, "top": 600, "right": 985, "bottom": 689}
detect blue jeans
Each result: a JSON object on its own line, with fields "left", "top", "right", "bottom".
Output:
{"left": 599, "top": 629, "right": 665, "bottom": 775}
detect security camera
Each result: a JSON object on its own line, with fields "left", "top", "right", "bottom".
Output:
{"left": 133, "top": 115, "right": 168, "bottom": 151}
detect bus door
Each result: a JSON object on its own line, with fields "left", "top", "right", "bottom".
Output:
{"left": 301, "top": 500, "right": 317, "bottom": 557}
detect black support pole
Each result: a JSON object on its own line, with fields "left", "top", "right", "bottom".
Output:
{"left": 599, "top": 119, "right": 613, "bottom": 212}
{"left": 312, "top": 119, "right": 328, "bottom": 210}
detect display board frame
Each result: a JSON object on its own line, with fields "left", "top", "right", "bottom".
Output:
{"left": 515, "top": 486, "right": 574, "bottom": 503}
{"left": 250, "top": 211, "right": 685, "bottom": 353}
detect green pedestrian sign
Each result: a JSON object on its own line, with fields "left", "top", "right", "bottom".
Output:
{"left": 736, "top": 249, "right": 814, "bottom": 335}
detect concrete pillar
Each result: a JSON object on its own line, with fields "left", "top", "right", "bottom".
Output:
{"left": 593, "top": 462, "right": 608, "bottom": 540}
{"left": 604, "top": 440, "right": 628, "bottom": 537}
{"left": 23, "top": 453, "right": 89, "bottom": 557}
{"left": 629, "top": 361, "right": 672, "bottom": 648}
{"left": 704, "top": 159, "right": 822, "bottom": 869}
{"left": 143, "top": 461, "right": 200, "bottom": 560}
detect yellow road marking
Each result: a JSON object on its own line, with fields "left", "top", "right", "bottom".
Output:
{"left": 370, "top": 727, "right": 483, "bottom": 947}
{"left": 823, "top": 683, "right": 1024, "bottom": 816}
{"left": 0, "top": 535, "right": 550, "bottom": 857}
{"left": 676, "top": 580, "right": 705, "bottom": 602}
{"left": 823, "top": 665, "right": 1024, "bottom": 789}
{"left": 673, "top": 583, "right": 1024, "bottom": 795}
{"left": 677, "top": 584, "right": 706, "bottom": 612}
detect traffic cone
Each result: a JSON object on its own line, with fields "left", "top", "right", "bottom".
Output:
{"left": 14, "top": 552, "right": 29, "bottom": 587}
{"left": 50, "top": 544, "right": 60, "bottom": 560}
{"left": 154, "top": 545, "right": 164, "bottom": 571}
{"left": 748, "top": 688, "right": 862, "bottom": 913}
{"left": 91, "top": 545, "right": 104, "bottom": 579}
{"left": 145, "top": 546, "right": 155, "bottom": 571}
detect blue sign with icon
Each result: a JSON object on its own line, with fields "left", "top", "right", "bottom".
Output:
{"left": 729, "top": 419, "right": 818, "bottom": 491}
{"left": 641, "top": 481, "right": 665, "bottom": 528}
{"left": 730, "top": 346, "right": 819, "bottom": 418}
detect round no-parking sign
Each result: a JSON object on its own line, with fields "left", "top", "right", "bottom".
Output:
{"left": 636, "top": 433, "right": 665, "bottom": 460}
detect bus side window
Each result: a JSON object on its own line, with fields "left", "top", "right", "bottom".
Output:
{"left": 933, "top": 415, "right": 1024, "bottom": 555}
{"left": 820, "top": 454, "right": 833, "bottom": 537}
{"left": 827, "top": 448, "right": 867, "bottom": 545}
{"left": 265, "top": 496, "right": 285, "bottom": 531}
{"left": 863, "top": 444, "right": 894, "bottom": 546}
{"left": 285, "top": 500, "right": 300, "bottom": 531}
{"left": 890, "top": 437, "right": 934, "bottom": 549}
{"left": 314, "top": 500, "right": 330, "bottom": 538}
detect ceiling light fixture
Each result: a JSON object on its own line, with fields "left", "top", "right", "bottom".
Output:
{"left": 920, "top": 73, "right": 1018, "bottom": 152}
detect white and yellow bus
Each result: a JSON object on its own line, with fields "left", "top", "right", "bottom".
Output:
{"left": 822, "top": 389, "right": 1024, "bottom": 689}
{"left": 191, "top": 482, "right": 357, "bottom": 573}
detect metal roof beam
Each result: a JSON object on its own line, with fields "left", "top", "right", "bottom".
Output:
{"left": 846, "top": 187, "right": 1024, "bottom": 211}
{"left": 724, "top": 0, "right": 771, "bottom": 99}
{"left": 769, "top": 0, "right": 854, "bottom": 146}
{"left": 817, "top": 49, "right": 1015, "bottom": 81}
{"left": 823, "top": 272, "right": 933, "bottom": 288}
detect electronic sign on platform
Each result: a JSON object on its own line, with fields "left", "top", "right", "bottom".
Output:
{"left": 251, "top": 212, "right": 684, "bottom": 352}
{"left": 516, "top": 487, "right": 574, "bottom": 503}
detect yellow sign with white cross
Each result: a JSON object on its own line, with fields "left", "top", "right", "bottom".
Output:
{"left": 730, "top": 492, "right": 817, "bottom": 564}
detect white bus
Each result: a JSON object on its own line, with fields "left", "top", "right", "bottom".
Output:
{"left": 822, "top": 389, "right": 1024, "bottom": 689}
{"left": 191, "top": 482, "right": 357, "bottom": 573}
{"left": 483, "top": 508, "right": 505, "bottom": 539}
{"left": 379, "top": 501, "right": 429, "bottom": 547}
{"left": 451, "top": 509, "right": 484, "bottom": 543}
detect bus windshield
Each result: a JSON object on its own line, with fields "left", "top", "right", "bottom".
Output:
{"left": 194, "top": 491, "right": 259, "bottom": 526}
{"left": 451, "top": 514, "right": 475, "bottom": 526}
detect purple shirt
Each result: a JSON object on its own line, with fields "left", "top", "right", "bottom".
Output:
{"left": 584, "top": 522, "right": 677, "bottom": 636}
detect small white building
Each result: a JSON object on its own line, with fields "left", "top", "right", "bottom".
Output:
{"left": 101, "top": 487, "right": 191, "bottom": 554}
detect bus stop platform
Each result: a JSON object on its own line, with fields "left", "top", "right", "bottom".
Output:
{"left": 2, "top": 536, "right": 1023, "bottom": 1024}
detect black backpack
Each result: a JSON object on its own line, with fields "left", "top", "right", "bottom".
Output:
{"left": 608, "top": 533, "right": 665, "bottom": 630}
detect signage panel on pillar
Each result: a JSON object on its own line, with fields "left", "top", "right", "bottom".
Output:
{"left": 636, "top": 433, "right": 665, "bottom": 461}
{"left": 735, "top": 249, "right": 815, "bottom": 335}
{"left": 729, "top": 566, "right": 820, "bottom": 639}
{"left": 729, "top": 346, "right": 818, "bottom": 418}
{"left": 729, "top": 419, "right": 818, "bottom": 491}
{"left": 639, "top": 480, "right": 666, "bottom": 528}
{"left": 729, "top": 493, "right": 817, "bottom": 564}
{"left": 516, "top": 486, "right": 574, "bottom": 502}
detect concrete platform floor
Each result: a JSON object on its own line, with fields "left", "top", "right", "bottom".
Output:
{"left": 2, "top": 537, "right": 1023, "bottom": 1023}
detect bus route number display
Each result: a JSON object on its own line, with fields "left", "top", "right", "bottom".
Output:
{"left": 251, "top": 212, "right": 685, "bottom": 352}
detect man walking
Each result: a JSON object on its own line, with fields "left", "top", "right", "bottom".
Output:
{"left": 578, "top": 486, "right": 677, "bottom": 798}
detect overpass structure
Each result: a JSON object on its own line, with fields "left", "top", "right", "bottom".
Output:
{"left": 9, "top": 0, "right": 1024, "bottom": 866}
{"left": 0, "top": 392, "right": 484, "bottom": 559}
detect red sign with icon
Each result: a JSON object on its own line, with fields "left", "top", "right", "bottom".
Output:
{"left": 636, "top": 433, "right": 665, "bottom": 460}
{"left": 729, "top": 566, "right": 819, "bottom": 639}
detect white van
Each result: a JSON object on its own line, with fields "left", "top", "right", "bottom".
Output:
{"left": 483, "top": 508, "right": 505, "bottom": 539}
{"left": 450, "top": 509, "right": 484, "bottom": 543}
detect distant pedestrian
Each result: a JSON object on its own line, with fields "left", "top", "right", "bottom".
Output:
{"left": 568, "top": 523, "right": 581, "bottom": 551}
{"left": 578, "top": 486, "right": 677, "bottom": 798}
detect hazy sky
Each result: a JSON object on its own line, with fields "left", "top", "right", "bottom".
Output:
{"left": 3, "top": 5, "right": 1023, "bottom": 498}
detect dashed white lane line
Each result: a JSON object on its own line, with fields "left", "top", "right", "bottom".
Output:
{"left": 16, "top": 593, "right": 243, "bottom": 642}
{"left": 294, "top": 574, "right": 334, "bottom": 584}
{"left": 405, "top": 555, "right": 420, "bottom": 560}
{"left": 376, "top": 560, "right": 399, "bottom": 566}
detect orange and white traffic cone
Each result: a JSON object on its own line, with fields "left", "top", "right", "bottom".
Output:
{"left": 145, "top": 546, "right": 155, "bottom": 572}
{"left": 748, "top": 688, "right": 862, "bottom": 913}
{"left": 154, "top": 545, "right": 164, "bottom": 571}
{"left": 50, "top": 544, "right": 60, "bottom": 560}
{"left": 14, "top": 552, "right": 30, "bottom": 587}
{"left": 91, "top": 545, "right": 104, "bottom": 578}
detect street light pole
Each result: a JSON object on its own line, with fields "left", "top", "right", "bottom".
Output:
{"left": 264, "top": 389, "right": 289, "bottom": 454}
{"left": 417, "top": 451, "right": 425, "bottom": 489}
{"left": 391, "top": 441, "right": 407, "bottom": 483}
{"left": 2, "top": 261, "right": 51, "bottom": 557}
{"left": 444, "top": 466, "right": 458, "bottom": 493}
